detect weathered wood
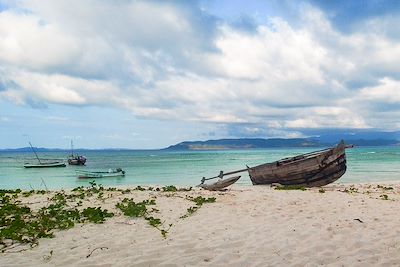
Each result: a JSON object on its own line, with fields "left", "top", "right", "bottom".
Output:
{"left": 248, "top": 141, "right": 347, "bottom": 187}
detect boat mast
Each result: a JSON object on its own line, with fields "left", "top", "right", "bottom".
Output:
{"left": 29, "top": 142, "right": 42, "bottom": 164}
{"left": 71, "top": 140, "right": 74, "bottom": 156}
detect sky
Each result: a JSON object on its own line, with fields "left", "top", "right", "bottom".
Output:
{"left": 1, "top": 0, "right": 400, "bottom": 149}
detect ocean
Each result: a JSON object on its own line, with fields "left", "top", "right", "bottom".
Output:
{"left": 1, "top": 146, "right": 400, "bottom": 190}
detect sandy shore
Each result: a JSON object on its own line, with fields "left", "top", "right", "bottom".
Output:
{"left": 2, "top": 182, "right": 400, "bottom": 266}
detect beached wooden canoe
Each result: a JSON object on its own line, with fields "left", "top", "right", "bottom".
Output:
{"left": 248, "top": 141, "right": 347, "bottom": 187}
{"left": 199, "top": 176, "right": 241, "bottom": 191}
{"left": 76, "top": 168, "right": 125, "bottom": 179}
{"left": 24, "top": 162, "right": 66, "bottom": 168}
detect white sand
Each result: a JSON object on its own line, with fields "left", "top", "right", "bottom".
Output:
{"left": 2, "top": 183, "right": 400, "bottom": 266}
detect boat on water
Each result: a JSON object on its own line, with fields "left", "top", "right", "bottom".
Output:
{"left": 24, "top": 162, "right": 66, "bottom": 168}
{"left": 203, "top": 141, "right": 349, "bottom": 188}
{"left": 198, "top": 175, "right": 241, "bottom": 191}
{"left": 68, "top": 155, "right": 87, "bottom": 165}
{"left": 68, "top": 140, "right": 86, "bottom": 165}
{"left": 76, "top": 168, "right": 125, "bottom": 179}
{"left": 24, "top": 142, "right": 66, "bottom": 168}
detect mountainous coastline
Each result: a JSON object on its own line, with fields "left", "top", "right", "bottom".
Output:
{"left": 165, "top": 138, "right": 400, "bottom": 150}
{"left": 1, "top": 138, "right": 399, "bottom": 152}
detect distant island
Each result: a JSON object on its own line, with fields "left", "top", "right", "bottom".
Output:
{"left": 165, "top": 138, "right": 400, "bottom": 150}
{"left": 1, "top": 138, "right": 399, "bottom": 152}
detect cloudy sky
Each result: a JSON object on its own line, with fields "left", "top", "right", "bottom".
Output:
{"left": 1, "top": 0, "right": 400, "bottom": 149}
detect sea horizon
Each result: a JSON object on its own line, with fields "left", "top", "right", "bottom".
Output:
{"left": 1, "top": 146, "right": 399, "bottom": 190}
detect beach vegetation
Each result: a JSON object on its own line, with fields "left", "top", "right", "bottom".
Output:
{"left": 342, "top": 187, "right": 358, "bottom": 194}
{"left": 0, "top": 189, "right": 22, "bottom": 194}
{"left": 115, "top": 198, "right": 169, "bottom": 238}
{"left": 181, "top": 196, "right": 216, "bottom": 218}
{"left": 377, "top": 185, "right": 393, "bottom": 190}
{"left": 0, "top": 190, "right": 113, "bottom": 252}
{"left": 274, "top": 185, "right": 306, "bottom": 191}
{"left": 380, "top": 194, "right": 389, "bottom": 200}
{"left": 162, "top": 185, "right": 177, "bottom": 192}
{"left": 81, "top": 207, "right": 114, "bottom": 223}
{"left": 134, "top": 185, "right": 146, "bottom": 191}
{"left": 319, "top": 188, "right": 325, "bottom": 193}
{"left": 120, "top": 189, "right": 131, "bottom": 194}
{"left": 116, "top": 198, "right": 151, "bottom": 217}
{"left": 188, "top": 196, "right": 216, "bottom": 206}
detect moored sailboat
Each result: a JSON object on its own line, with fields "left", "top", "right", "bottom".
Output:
{"left": 24, "top": 142, "right": 66, "bottom": 168}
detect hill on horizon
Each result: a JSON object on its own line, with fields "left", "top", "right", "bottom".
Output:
{"left": 165, "top": 137, "right": 400, "bottom": 150}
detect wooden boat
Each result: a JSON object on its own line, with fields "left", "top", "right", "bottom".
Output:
{"left": 198, "top": 176, "right": 241, "bottom": 191}
{"left": 248, "top": 141, "right": 347, "bottom": 187}
{"left": 68, "top": 155, "right": 86, "bottom": 165}
{"left": 76, "top": 168, "right": 125, "bottom": 179}
{"left": 68, "top": 140, "right": 86, "bottom": 165}
{"left": 202, "top": 141, "right": 349, "bottom": 188}
{"left": 24, "top": 162, "right": 66, "bottom": 168}
{"left": 24, "top": 142, "right": 66, "bottom": 168}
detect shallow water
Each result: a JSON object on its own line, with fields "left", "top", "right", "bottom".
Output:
{"left": 1, "top": 146, "right": 400, "bottom": 189}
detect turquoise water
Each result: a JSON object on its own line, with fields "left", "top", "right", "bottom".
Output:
{"left": 1, "top": 147, "right": 400, "bottom": 190}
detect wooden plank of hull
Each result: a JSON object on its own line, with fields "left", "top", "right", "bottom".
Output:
{"left": 249, "top": 142, "right": 347, "bottom": 187}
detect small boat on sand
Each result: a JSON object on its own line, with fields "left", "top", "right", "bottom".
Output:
{"left": 198, "top": 176, "right": 241, "bottom": 191}
{"left": 24, "top": 142, "right": 66, "bottom": 168}
{"left": 202, "top": 141, "right": 349, "bottom": 188}
{"left": 248, "top": 141, "right": 347, "bottom": 187}
{"left": 76, "top": 168, "right": 125, "bottom": 179}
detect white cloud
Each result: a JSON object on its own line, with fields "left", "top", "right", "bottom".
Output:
{"left": 360, "top": 78, "right": 400, "bottom": 103}
{"left": 0, "top": 1, "right": 400, "bottom": 138}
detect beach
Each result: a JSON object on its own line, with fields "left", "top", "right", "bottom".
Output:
{"left": 1, "top": 183, "right": 400, "bottom": 266}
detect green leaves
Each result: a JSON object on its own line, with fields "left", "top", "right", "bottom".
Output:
{"left": 274, "top": 185, "right": 306, "bottom": 191}
{"left": 181, "top": 196, "right": 216, "bottom": 218}
{"left": 116, "top": 198, "right": 168, "bottom": 238}
{"left": 0, "top": 189, "right": 113, "bottom": 252}
{"left": 116, "top": 198, "right": 150, "bottom": 218}
{"left": 81, "top": 207, "right": 114, "bottom": 223}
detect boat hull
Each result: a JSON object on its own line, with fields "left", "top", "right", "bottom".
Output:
{"left": 199, "top": 176, "right": 241, "bottom": 191}
{"left": 68, "top": 157, "right": 86, "bottom": 165}
{"left": 76, "top": 170, "right": 125, "bottom": 179}
{"left": 24, "top": 162, "right": 66, "bottom": 168}
{"left": 248, "top": 141, "right": 347, "bottom": 187}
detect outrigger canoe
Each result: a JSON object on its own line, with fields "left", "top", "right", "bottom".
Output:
{"left": 76, "top": 168, "right": 125, "bottom": 179}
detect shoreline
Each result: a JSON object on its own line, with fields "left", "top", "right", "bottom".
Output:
{"left": 2, "top": 182, "right": 400, "bottom": 266}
